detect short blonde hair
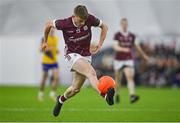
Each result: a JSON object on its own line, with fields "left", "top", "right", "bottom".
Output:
{"left": 74, "top": 5, "right": 88, "bottom": 20}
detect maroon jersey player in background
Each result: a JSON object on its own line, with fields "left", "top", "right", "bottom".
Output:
{"left": 41, "top": 5, "right": 114, "bottom": 117}
{"left": 113, "top": 18, "right": 151, "bottom": 104}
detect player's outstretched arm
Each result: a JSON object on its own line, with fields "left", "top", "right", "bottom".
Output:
{"left": 41, "top": 21, "right": 54, "bottom": 51}
{"left": 44, "top": 21, "right": 54, "bottom": 43}
{"left": 99, "top": 23, "right": 108, "bottom": 47}
{"left": 135, "top": 44, "right": 149, "bottom": 61}
{"left": 92, "top": 23, "right": 108, "bottom": 54}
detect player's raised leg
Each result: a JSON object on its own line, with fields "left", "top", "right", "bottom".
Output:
{"left": 72, "top": 58, "right": 115, "bottom": 105}
{"left": 114, "top": 70, "right": 122, "bottom": 103}
{"left": 124, "top": 67, "right": 139, "bottom": 103}
{"left": 53, "top": 71, "right": 86, "bottom": 116}
{"left": 38, "top": 71, "right": 48, "bottom": 101}
{"left": 73, "top": 58, "right": 99, "bottom": 91}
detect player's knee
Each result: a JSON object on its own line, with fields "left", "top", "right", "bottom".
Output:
{"left": 127, "top": 77, "right": 134, "bottom": 83}
{"left": 126, "top": 74, "right": 134, "bottom": 81}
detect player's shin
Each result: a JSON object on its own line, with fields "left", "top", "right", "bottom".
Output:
{"left": 115, "top": 82, "right": 120, "bottom": 103}
{"left": 127, "top": 81, "right": 135, "bottom": 96}
{"left": 58, "top": 86, "right": 72, "bottom": 104}
{"left": 86, "top": 74, "right": 107, "bottom": 98}
{"left": 59, "top": 85, "right": 81, "bottom": 104}
{"left": 89, "top": 76, "right": 100, "bottom": 92}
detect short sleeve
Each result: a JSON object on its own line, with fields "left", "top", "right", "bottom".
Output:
{"left": 88, "top": 14, "right": 102, "bottom": 27}
{"left": 53, "top": 19, "right": 65, "bottom": 30}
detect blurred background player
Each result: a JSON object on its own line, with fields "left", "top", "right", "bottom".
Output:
{"left": 113, "top": 18, "right": 151, "bottom": 103}
{"left": 42, "top": 5, "right": 111, "bottom": 117}
{"left": 38, "top": 28, "right": 60, "bottom": 101}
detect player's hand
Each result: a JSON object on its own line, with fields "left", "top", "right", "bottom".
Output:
{"left": 41, "top": 42, "right": 49, "bottom": 52}
{"left": 143, "top": 55, "right": 156, "bottom": 65}
{"left": 148, "top": 57, "right": 156, "bottom": 64}
{"left": 90, "top": 43, "right": 102, "bottom": 55}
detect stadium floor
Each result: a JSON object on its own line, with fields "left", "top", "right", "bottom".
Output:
{"left": 0, "top": 86, "right": 179, "bottom": 122}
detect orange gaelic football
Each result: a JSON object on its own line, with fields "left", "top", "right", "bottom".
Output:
{"left": 98, "top": 76, "right": 116, "bottom": 94}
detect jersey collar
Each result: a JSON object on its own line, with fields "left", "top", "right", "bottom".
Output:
{"left": 120, "top": 30, "right": 129, "bottom": 37}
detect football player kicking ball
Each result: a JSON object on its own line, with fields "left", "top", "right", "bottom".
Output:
{"left": 113, "top": 18, "right": 151, "bottom": 103}
{"left": 42, "top": 5, "right": 114, "bottom": 117}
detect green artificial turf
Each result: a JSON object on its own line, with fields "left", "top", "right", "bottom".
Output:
{"left": 0, "top": 86, "right": 179, "bottom": 122}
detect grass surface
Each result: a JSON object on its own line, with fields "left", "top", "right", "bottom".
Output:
{"left": 0, "top": 86, "right": 180, "bottom": 122}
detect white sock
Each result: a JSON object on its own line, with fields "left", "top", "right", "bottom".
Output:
{"left": 38, "top": 91, "right": 44, "bottom": 97}
{"left": 104, "top": 94, "right": 107, "bottom": 99}
{"left": 58, "top": 94, "right": 67, "bottom": 104}
{"left": 64, "top": 94, "right": 68, "bottom": 99}
{"left": 128, "top": 81, "right": 135, "bottom": 96}
{"left": 59, "top": 97, "right": 63, "bottom": 104}
{"left": 49, "top": 91, "right": 56, "bottom": 97}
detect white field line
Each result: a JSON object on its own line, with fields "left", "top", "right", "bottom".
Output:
{"left": 2, "top": 122, "right": 180, "bottom": 123}
{"left": 0, "top": 108, "right": 180, "bottom": 112}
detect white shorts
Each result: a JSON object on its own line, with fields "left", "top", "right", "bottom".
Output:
{"left": 65, "top": 53, "right": 92, "bottom": 71}
{"left": 113, "top": 59, "right": 134, "bottom": 71}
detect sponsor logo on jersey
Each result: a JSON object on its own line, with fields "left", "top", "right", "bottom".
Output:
{"left": 68, "top": 33, "right": 90, "bottom": 43}
{"left": 76, "top": 28, "right": 81, "bottom": 33}
{"left": 67, "top": 30, "right": 74, "bottom": 33}
{"left": 83, "top": 25, "right": 88, "bottom": 31}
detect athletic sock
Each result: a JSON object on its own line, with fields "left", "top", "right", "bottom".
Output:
{"left": 49, "top": 91, "right": 56, "bottom": 97}
{"left": 128, "top": 81, "right": 135, "bottom": 96}
{"left": 59, "top": 95, "right": 67, "bottom": 104}
{"left": 38, "top": 91, "right": 44, "bottom": 97}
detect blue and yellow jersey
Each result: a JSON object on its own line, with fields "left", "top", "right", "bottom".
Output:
{"left": 42, "top": 36, "right": 59, "bottom": 64}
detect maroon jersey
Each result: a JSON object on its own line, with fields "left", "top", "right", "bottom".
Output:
{"left": 53, "top": 14, "right": 101, "bottom": 56}
{"left": 114, "top": 31, "right": 136, "bottom": 60}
